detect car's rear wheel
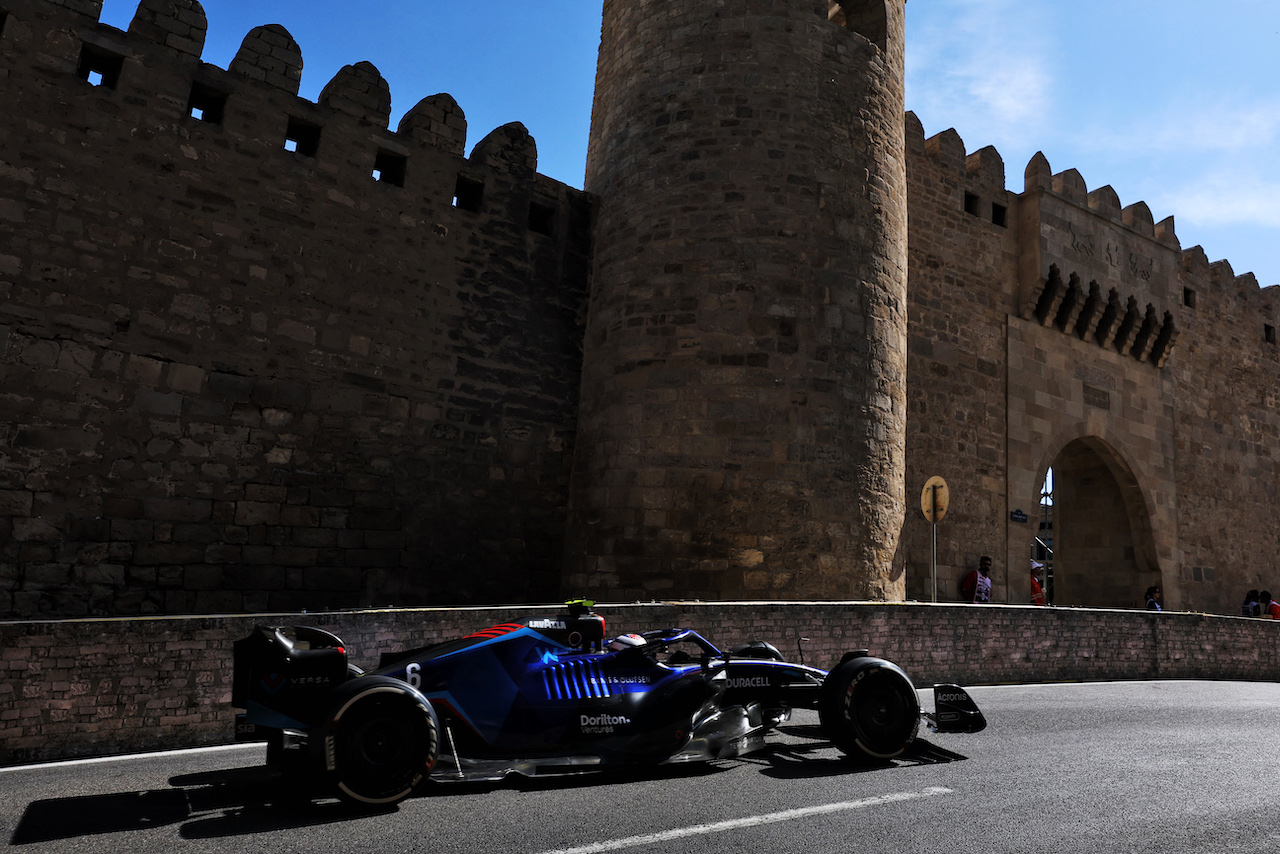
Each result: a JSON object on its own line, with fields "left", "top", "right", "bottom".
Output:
{"left": 314, "top": 677, "right": 438, "bottom": 805}
{"left": 819, "top": 655, "right": 919, "bottom": 761}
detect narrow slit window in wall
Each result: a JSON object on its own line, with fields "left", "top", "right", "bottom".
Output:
{"left": 991, "top": 203, "right": 1007, "bottom": 228}
{"left": 284, "top": 117, "right": 321, "bottom": 157}
{"left": 77, "top": 43, "right": 124, "bottom": 89}
{"left": 1183, "top": 288, "right": 1196, "bottom": 309}
{"left": 529, "top": 201, "right": 556, "bottom": 235}
{"left": 373, "top": 150, "right": 407, "bottom": 187}
{"left": 0, "top": 11, "right": 9, "bottom": 40}
{"left": 453, "top": 175, "right": 484, "bottom": 212}
{"left": 964, "top": 191, "right": 980, "bottom": 217}
{"left": 1266, "top": 324, "right": 1275, "bottom": 345}
{"left": 187, "top": 82, "right": 228, "bottom": 124}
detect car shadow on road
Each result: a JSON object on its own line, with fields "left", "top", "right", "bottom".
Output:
{"left": 751, "top": 730, "right": 969, "bottom": 781}
{"left": 8, "top": 765, "right": 384, "bottom": 845}
{"left": 9, "top": 761, "right": 734, "bottom": 844}
{"left": 9, "top": 739, "right": 967, "bottom": 844}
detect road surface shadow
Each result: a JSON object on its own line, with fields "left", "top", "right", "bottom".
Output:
{"left": 9, "top": 738, "right": 966, "bottom": 843}
{"left": 8, "top": 765, "right": 371, "bottom": 844}
{"left": 746, "top": 734, "right": 968, "bottom": 780}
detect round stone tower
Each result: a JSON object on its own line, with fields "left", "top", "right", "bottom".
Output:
{"left": 568, "top": 0, "right": 909, "bottom": 601}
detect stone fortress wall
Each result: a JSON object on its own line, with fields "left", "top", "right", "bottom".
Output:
{"left": 900, "top": 113, "right": 1280, "bottom": 615}
{"left": 2, "top": 0, "right": 1279, "bottom": 620}
{"left": 0, "top": 0, "right": 594, "bottom": 617}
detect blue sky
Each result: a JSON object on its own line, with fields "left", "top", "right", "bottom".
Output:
{"left": 98, "top": 1, "right": 1280, "bottom": 287}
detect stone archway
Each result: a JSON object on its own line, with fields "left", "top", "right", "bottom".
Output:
{"left": 1046, "top": 436, "right": 1161, "bottom": 608}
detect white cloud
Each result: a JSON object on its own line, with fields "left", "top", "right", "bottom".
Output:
{"left": 1067, "top": 98, "right": 1280, "bottom": 232}
{"left": 906, "top": 0, "right": 1056, "bottom": 150}
{"left": 1155, "top": 169, "right": 1280, "bottom": 231}
{"left": 1078, "top": 99, "right": 1280, "bottom": 158}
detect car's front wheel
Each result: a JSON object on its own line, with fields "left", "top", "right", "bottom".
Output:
{"left": 313, "top": 676, "right": 438, "bottom": 806}
{"left": 819, "top": 655, "right": 920, "bottom": 761}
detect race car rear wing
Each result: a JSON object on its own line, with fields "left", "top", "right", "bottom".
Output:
{"left": 924, "top": 684, "right": 987, "bottom": 734}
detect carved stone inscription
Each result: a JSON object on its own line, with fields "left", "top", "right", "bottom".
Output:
{"left": 1083, "top": 384, "right": 1111, "bottom": 411}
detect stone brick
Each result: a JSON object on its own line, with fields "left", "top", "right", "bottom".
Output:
{"left": 279, "top": 505, "right": 320, "bottom": 527}
{"left": 289, "top": 527, "right": 336, "bottom": 548}
{"left": 208, "top": 373, "right": 254, "bottom": 401}
{"left": 143, "top": 499, "right": 213, "bottom": 524}
{"left": 132, "top": 543, "right": 206, "bottom": 566}
{"left": 165, "top": 363, "right": 204, "bottom": 394}
{"left": 12, "top": 518, "right": 60, "bottom": 542}
{"left": 244, "top": 484, "right": 287, "bottom": 503}
{"left": 0, "top": 490, "right": 32, "bottom": 516}
{"left": 233, "top": 502, "right": 281, "bottom": 527}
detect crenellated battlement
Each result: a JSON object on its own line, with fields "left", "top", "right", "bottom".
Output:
{"left": 1013, "top": 150, "right": 1182, "bottom": 369}
{"left": 2, "top": 0, "right": 564, "bottom": 215}
{"left": 906, "top": 111, "right": 1280, "bottom": 372}
{"left": 0, "top": 0, "right": 594, "bottom": 617}
{"left": 1024, "top": 154, "right": 1179, "bottom": 250}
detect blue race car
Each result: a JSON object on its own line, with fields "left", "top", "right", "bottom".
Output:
{"left": 231, "top": 601, "right": 985, "bottom": 805}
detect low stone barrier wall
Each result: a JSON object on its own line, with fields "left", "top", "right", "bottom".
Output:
{"left": 3, "top": 601, "right": 1277, "bottom": 766}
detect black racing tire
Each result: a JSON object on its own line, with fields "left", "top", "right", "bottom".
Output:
{"left": 314, "top": 676, "right": 439, "bottom": 806}
{"left": 819, "top": 656, "right": 920, "bottom": 761}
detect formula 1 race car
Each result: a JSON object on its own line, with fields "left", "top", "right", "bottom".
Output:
{"left": 231, "top": 601, "right": 985, "bottom": 805}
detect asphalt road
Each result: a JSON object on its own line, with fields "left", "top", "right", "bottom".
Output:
{"left": 5, "top": 681, "right": 1280, "bottom": 853}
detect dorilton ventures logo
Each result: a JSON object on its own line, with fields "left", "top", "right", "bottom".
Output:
{"left": 580, "top": 713, "right": 631, "bottom": 734}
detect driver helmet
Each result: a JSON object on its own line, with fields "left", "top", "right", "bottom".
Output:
{"left": 608, "top": 633, "right": 646, "bottom": 651}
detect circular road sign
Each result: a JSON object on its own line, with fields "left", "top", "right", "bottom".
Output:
{"left": 921, "top": 476, "right": 949, "bottom": 523}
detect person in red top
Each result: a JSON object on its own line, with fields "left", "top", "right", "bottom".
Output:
{"left": 960, "top": 556, "right": 993, "bottom": 603}
{"left": 1030, "top": 561, "right": 1046, "bottom": 606}
{"left": 1262, "top": 591, "right": 1280, "bottom": 619}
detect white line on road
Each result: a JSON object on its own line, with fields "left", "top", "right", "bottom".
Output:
{"left": 533, "top": 786, "right": 955, "bottom": 854}
{"left": 0, "top": 742, "right": 261, "bottom": 773}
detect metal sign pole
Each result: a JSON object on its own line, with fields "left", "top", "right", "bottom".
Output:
{"left": 931, "top": 485, "right": 938, "bottom": 603}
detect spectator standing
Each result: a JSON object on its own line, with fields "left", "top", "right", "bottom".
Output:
{"left": 961, "top": 556, "right": 993, "bottom": 604}
{"left": 1144, "top": 586, "right": 1162, "bottom": 611}
{"left": 1262, "top": 591, "right": 1280, "bottom": 619}
{"left": 1030, "top": 561, "right": 1046, "bottom": 606}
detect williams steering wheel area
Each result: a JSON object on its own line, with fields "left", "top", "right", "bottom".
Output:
{"left": 639, "top": 628, "right": 723, "bottom": 668}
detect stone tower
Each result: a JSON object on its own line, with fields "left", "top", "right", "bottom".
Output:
{"left": 568, "top": 1, "right": 909, "bottom": 600}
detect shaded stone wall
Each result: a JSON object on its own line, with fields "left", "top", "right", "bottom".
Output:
{"left": 900, "top": 115, "right": 1016, "bottom": 601}
{"left": 5, "top": 602, "right": 1279, "bottom": 766}
{"left": 0, "top": 0, "right": 593, "bottom": 617}
{"left": 1171, "top": 250, "right": 1280, "bottom": 610}
{"left": 569, "top": 0, "right": 910, "bottom": 601}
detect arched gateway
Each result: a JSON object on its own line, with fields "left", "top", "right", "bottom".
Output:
{"left": 1037, "top": 437, "right": 1162, "bottom": 609}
